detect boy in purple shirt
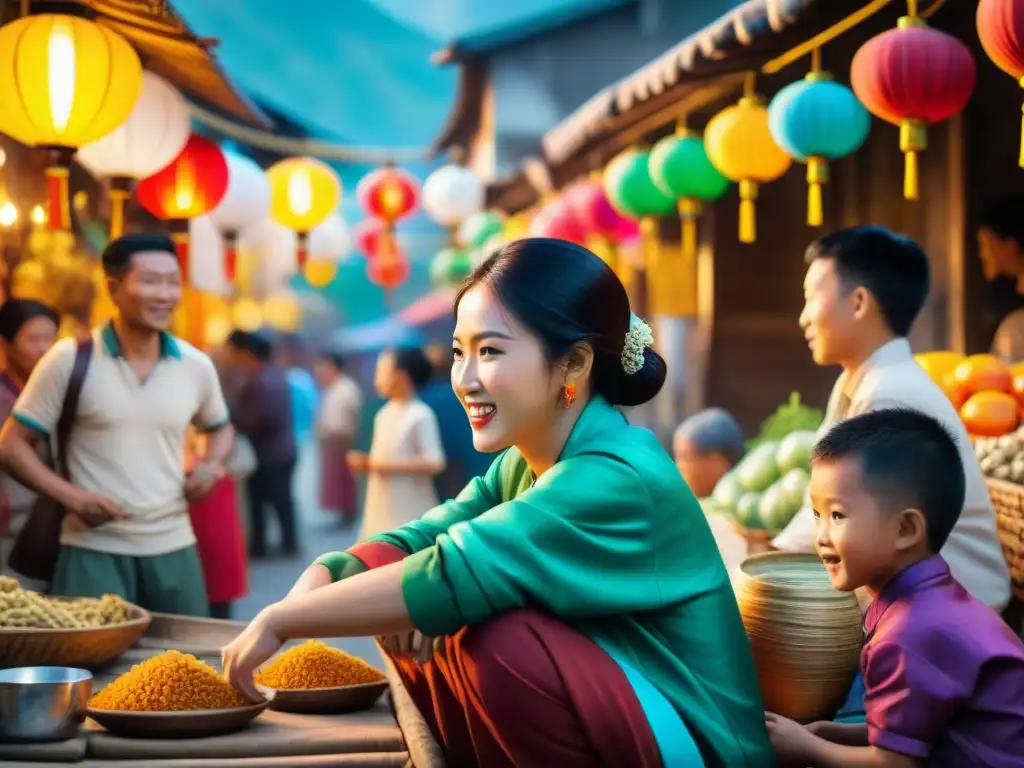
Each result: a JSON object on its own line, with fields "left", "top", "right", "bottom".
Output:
{"left": 766, "top": 408, "right": 1024, "bottom": 767}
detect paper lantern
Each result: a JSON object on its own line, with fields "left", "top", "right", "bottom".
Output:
{"left": 977, "top": 0, "right": 1024, "bottom": 165}
{"left": 603, "top": 149, "right": 675, "bottom": 223}
{"left": 209, "top": 152, "right": 271, "bottom": 281}
{"left": 705, "top": 93, "right": 792, "bottom": 244}
{"left": 422, "top": 164, "right": 484, "bottom": 226}
{"left": 430, "top": 247, "right": 472, "bottom": 289}
{"left": 77, "top": 71, "right": 190, "bottom": 238}
{"left": 266, "top": 156, "right": 342, "bottom": 268}
{"left": 457, "top": 210, "right": 504, "bottom": 249}
{"left": 367, "top": 252, "right": 409, "bottom": 290}
{"left": 237, "top": 218, "right": 294, "bottom": 295}
{"left": 0, "top": 14, "right": 143, "bottom": 230}
{"left": 851, "top": 12, "right": 975, "bottom": 200}
{"left": 357, "top": 165, "right": 420, "bottom": 224}
{"left": 768, "top": 70, "right": 870, "bottom": 226}
{"left": 307, "top": 212, "right": 351, "bottom": 264}
{"left": 136, "top": 134, "right": 229, "bottom": 279}
{"left": 528, "top": 196, "right": 588, "bottom": 245}
{"left": 565, "top": 179, "right": 640, "bottom": 245}
{"left": 188, "top": 216, "right": 228, "bottom": 296}
{"left": 649, "top": 129, "right": 731, "bottom": 254}
{"left": 304, "top": 260, "right": 338, "bottom": 288}
{"left": 354, "top": 218, "right": 387, "bottom": 258}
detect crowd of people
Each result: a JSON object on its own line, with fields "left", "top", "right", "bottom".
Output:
{"left": 1, "top": 226, "right": 1024, "bottom": 765}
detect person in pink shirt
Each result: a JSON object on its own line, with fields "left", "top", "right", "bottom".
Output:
{"left": 766, "top": 408, "right": 1024, "bottom": 767}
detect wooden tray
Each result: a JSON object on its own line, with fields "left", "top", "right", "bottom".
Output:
{"left": 0, "top": 601, "right": 151, "bottom": 670}
{"left": 87, "top": 699, "right": 271, "bottom": 739}
{"left": 269, "top": 680, "right": 389, "bottom": 715}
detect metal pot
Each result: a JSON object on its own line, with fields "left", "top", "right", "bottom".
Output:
{"left": 0, "top": 666, "right": 92, "bottom": 742}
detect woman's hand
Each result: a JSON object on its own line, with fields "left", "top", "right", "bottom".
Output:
{"left": 286, "top": 563, "right": 333, "bottom": 599}
{"left": 378, "top": 630, "right": 434, "bottom": 664}
{"left": 347, "top": 450, "right": 369, "bottom": 474}
{"left": 222, "top": 607, "right": 285, "bottom": 703}
{"left": 765, "top": 712, "right": 817, "bottom": 765}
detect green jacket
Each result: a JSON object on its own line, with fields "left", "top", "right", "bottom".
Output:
{"left": 319, "top": 397, "right": 773, "bottom": 766}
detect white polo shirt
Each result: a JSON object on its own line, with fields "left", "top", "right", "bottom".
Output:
{"left": 773, "top": 338, "right": 1011, "bottom": 612}
{"left": 12, "top": 323, "right": 230, "bottom": 557}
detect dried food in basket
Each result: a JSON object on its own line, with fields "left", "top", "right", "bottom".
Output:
{"left": 975, "top": 429, "right": 1024, "bottom": 483}
{"left": 89, "top": 650, "right": 250, "bottom": 711}
{"left": 0, "top": 576, "right": 133, "bottom": 629}
{"left": 255, "top": 640, "right": 385, "bottom": 689}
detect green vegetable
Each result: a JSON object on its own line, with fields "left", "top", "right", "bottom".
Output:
{"left": 735, "top": 492, "right": 764, "bottom": 529}
{"left": 712, "top": 472, "right": 744, "bottom": 513}
{"left": 748, "top": 392, "right": 824, "bottom": 450}
{"left": 736, "top": 442, "right": 780, "bottom": 493}
{"left": 758, "top": 481, "right": 799, "bottom": 531}
{"left": 776, "top": 430, "right": 817, "bottom": 474}
{"left": 777, "top": 467, "right": 810, "bottom": 509}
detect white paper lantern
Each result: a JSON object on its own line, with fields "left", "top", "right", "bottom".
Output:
{"left": 238, "top": 218, "right": 294, "bottom": 295}
{"left": 188, "top": 216, "right": 228, "bottom": 295}
{"left": 76, "top": 71, "right": 190, "bottom": 180}
{"left": 422, "top": 164, "right": 484, "bottom": 226}
{"left": 307, "top": 212, "right": 351, "bottom": 263}
{"left": 209, "top": 152, "right": 271, "bottom": 235}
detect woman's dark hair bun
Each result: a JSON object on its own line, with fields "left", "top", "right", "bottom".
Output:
{"left": 455, "top": 237, "right": 667, "bottom": 408}
{"left": 598, "top": 346, "right": 668, "bottom": 407}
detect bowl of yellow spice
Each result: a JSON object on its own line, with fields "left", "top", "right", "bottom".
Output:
{"left": 255, "top": 640, "right": 388, "bottom": 715}
{"left": 87, "top": 650, "right": 272, "bottom": 739}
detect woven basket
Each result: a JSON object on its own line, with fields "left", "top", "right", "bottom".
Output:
{"left": 986, "top": 477, "right": 1024, "bottom": 601}
{"left": 0, "top": 600, "right": 151, "bottom": 669}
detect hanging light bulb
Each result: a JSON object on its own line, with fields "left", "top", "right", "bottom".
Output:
{"left": 30, "top": 205, "right": 47, "bottom": 226}
{"left": 0, "top": 202, "right": 18, "bottom": 228}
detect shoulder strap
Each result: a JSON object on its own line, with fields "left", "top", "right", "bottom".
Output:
{"left": 55, "top": 338, "right": 93, "bottom": 477}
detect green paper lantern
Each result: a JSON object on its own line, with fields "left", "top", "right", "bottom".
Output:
{"left": 602, "top": 148, "right": 675, "bottom": 221}
{"left": 430, "top": 247, "right": 473, "bottom": 289}
{"left": 456, "top": 210, "right": 504, "bottom": 249}
{"left": 649, "top": 130, "right": 731, "bottom": 204}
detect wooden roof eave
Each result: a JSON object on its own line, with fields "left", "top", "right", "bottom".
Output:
{"left": 428, "top": 56, "right": 487, "bottom": 158}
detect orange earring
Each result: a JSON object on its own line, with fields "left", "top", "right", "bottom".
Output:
{"left": 563, "top": 383, "right": 577, "bottom": 409}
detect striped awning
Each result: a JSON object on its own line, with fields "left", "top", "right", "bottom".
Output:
{"left": 543, "top": 0, "right": 874, "bottom": 165}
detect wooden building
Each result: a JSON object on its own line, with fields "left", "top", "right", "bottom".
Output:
{"left": 442, "top": 0, "right": 1024, "bottom": 436}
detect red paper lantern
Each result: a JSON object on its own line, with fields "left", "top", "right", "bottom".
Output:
{"left": 354, "top": 218, "right": 387, "bottom": 258}
{"left": 136, "top": 134, "right": 229, "bottom": 278}
{"left": 367, "top": 251, "right": 409, "bottom": 290}
{"left": 529, "top": 196, "right": 588, "bottom": 245}
{"left": 356, "top": 165, "right": 420, "bottom": 224}
{"left": 977, "top": 0, "right": 1024, "bottom": 165}
{"left": 851, "top": 13, "right": 975, "bottom": 200}
{"left": 565, "top": 179, "right": 640, "bottom": 244}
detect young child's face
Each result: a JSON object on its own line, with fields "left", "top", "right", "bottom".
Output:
{"left": 809, "top": 456, "right": 898, "bottom": 592}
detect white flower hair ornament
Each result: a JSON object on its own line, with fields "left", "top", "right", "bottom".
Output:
{"left": 621, "top": 314, "right": 654, "bottom": 375}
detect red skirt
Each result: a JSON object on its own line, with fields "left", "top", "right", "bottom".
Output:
{"left": 319, "top": 439, "right": 357, "bottom": 516}
{"left": 188, "top": 477, "right": 248, "bottom": 604}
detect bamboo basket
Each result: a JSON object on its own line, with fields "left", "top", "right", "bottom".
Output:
{"left": 986, "top": 477, "right": 1024, "bottom": 602}
{"left": 0, "top": 600, "right": 151, "bottom": 669}
{"left": 733, "top": 552, "right": 862, "bottom": 722}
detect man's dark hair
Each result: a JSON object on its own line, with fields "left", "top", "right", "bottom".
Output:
{"left": 102, "top": 233, "right": 178, "bottom": 278}
{"left": 979, "top": 197, "right": 1024, "bottom": 246}
{"left": 227, "top": 328, "right": 272, "bottom": 362}
{"left": 391, "top": 346, "right": 433, "bottom": 390}
{"left": 805, "top": 226, "right": 930, "bottom": 337}
{"left": 317, "top": 349, "right": 346, "bottom": 370}
{"left": 0, "top": 299, "right": 59, "bottom": 342}
{"left": 811, "top": 408, "right": 964, "bottom": 553}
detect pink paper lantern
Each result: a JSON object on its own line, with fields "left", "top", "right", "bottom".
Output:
{"left": 566, "top": 181, "right": 640, "bottom": 244}
{"left": 529, "top": 196, "right": 588, "bottom": 245}
{"left": 354, "top": 218, "right": 387, "bottom": 258}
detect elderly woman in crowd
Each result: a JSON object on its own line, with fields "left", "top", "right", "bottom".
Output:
{"left": 672, "top": 407, "right": 745, "bottom": 498}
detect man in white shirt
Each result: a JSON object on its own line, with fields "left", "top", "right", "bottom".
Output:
{"left": 774, "top": 227, "right": 1010, "bottom": 613}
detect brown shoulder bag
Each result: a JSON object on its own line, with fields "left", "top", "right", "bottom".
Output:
{"left": 7, "top": 338, "right": 94, "bottom": 583}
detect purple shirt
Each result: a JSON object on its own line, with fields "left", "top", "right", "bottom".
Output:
{"left": 863, "top": 555, "right": 1024, "bottom": 766}
{"left": 232, "top": 365, "right": 296, "bottom": 466}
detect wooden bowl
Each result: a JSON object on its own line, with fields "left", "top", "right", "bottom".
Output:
{"left": 87, "top": 699, "right": 271, "bottom": 739}
{"left": 0, "top": 602, "right": 151, "bottom": 670}
{"left": 268, "top": 680, "right": 388, "bottom": 714}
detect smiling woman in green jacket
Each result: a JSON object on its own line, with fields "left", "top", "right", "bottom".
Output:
{"left": 222, "top": 238, "right": 774, "bottom": 767}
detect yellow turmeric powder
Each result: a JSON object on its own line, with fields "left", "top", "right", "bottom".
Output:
{"left": 89, "top": 650, "right": 250, "bottom": 711}
{"left": 255, "top": 640, "right": 385, "bottom": 689}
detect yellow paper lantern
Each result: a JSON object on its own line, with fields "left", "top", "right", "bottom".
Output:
{"left": 0, "top": 14, "right": 143, "bottom": 231}
{"left": 231, "top": 297, "right": 263, "bottom": 331}
{"left": 705, "top": 89, "right": 792, "bottom": 244}
{"left": 304, "top": 259, "right": 338, "bottom": 288}
{"left": 261, "top": 291, "right": 301, "bottom": 332}
{"left": 266, "top": 157, "right": 341, "bottom": 268}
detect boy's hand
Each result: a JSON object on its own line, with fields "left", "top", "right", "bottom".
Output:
{"left": 765, "top": 712, "right": 817, "bottom": 765}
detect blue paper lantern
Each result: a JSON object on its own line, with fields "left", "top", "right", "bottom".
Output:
{"left": 768, "top": 72, "right": 871, "bottom": 226}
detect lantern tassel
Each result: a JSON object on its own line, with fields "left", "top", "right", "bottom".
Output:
{"left": 738, "top": 180, "right": 758, "bottom": 244}
{"left": 171, "top": 230, "right": 190, "bottom": 283}
{"left": 904, "top": 151, "right": 919, "bottom": 201}
{"left": 678, "top": 198, "right": 701, "bottom": 258}
{"left": 296, "top": 232, "right": 310, "bottom": 270}
{"left": 1019, "top": 95, "right": 1024, "bottom": 168}
{"left": 224, "top": 231, "right": 238, "bottom": 281}
{"left": 806, "top": 158, "right": 829, "bottom": 228}
{"left": 899, "top": 119, "right": 926, "bottom": 202}
{"left": 640, "top": 217, "right": 659, "bottom": 268}
{"left": 45, "top": 166, "right": 71, "bottom": 231}
{"left": 108, "top": 190, "right": 129, "bottom": 240}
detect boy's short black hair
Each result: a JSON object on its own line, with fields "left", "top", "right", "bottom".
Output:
{"left": 805, "top": 226, "right": 930, "bottom": 337}
{"left": 811, "top": 408, "right": 965, "bottom": 553}
{"left": 391, "top": 346, "right": 433, "bottom": 390}
{"left": 227, "top": 329, "right": 272, "bottom": 362}
{"left": 316, "top": 349, "right": 346, "bottom": 370}
{"left": 979, "top": 197, "right": 1024, "bottom": 245}
{"left": 102, "top": 233, "right": 177, "bottom": 277}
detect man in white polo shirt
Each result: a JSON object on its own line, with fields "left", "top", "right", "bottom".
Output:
{"left": 0, "top": 233, "right": 234, "bottom": 616}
